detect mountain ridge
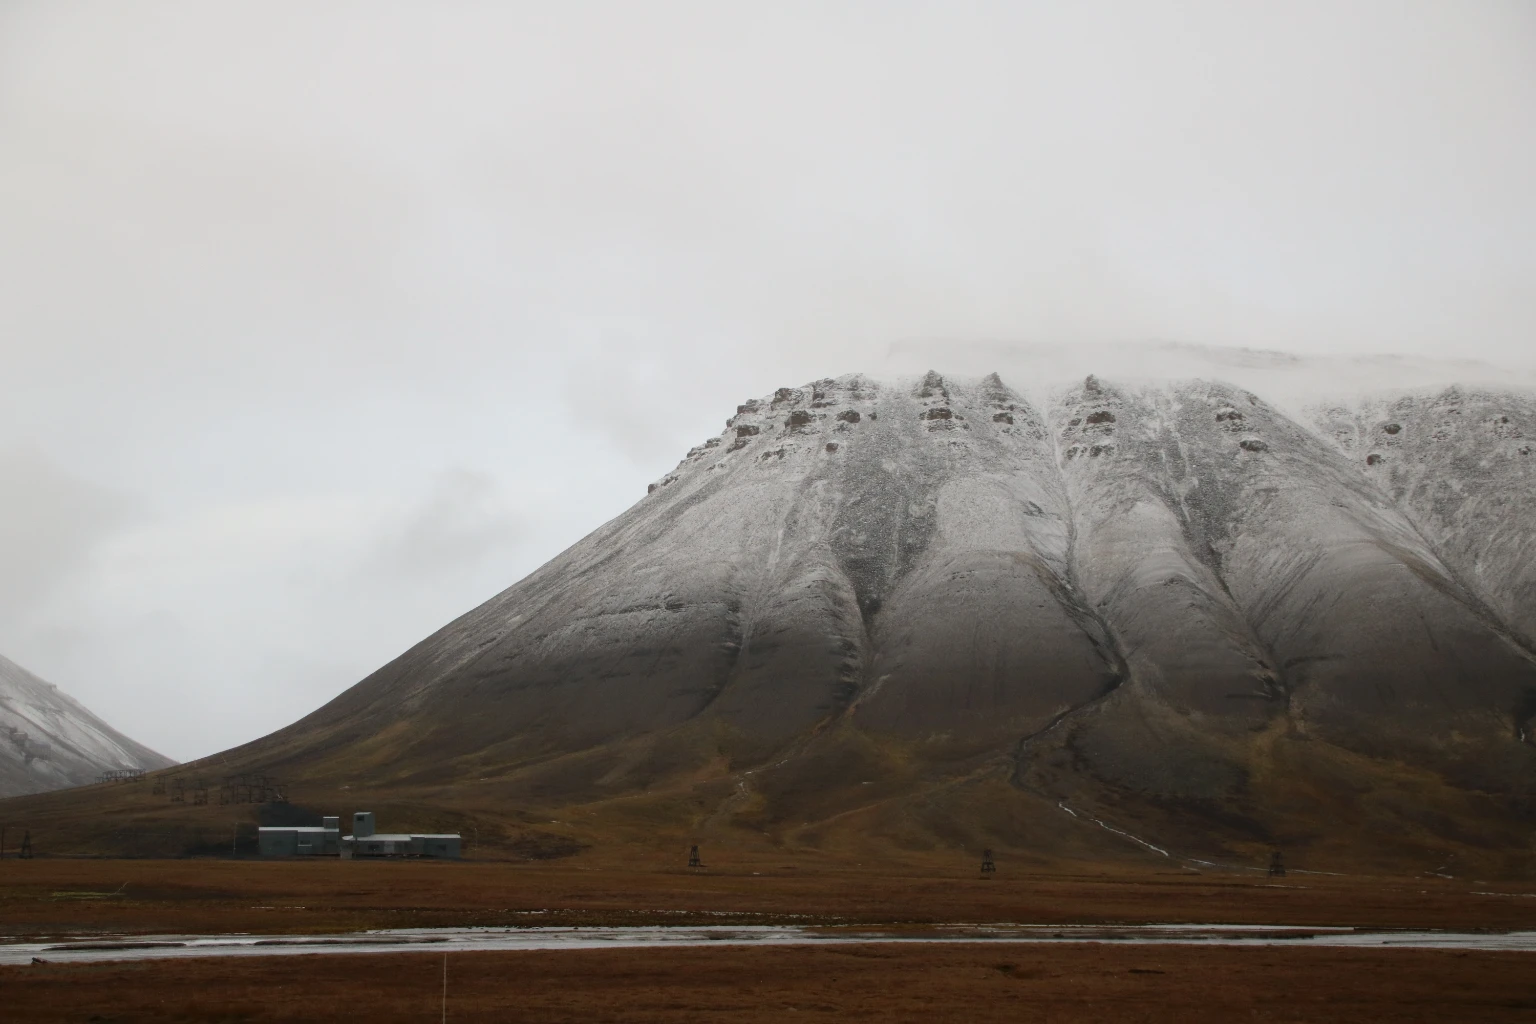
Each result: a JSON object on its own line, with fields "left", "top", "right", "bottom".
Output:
{"left": 271, "top": 371, "right": 1536, "bottom": 763}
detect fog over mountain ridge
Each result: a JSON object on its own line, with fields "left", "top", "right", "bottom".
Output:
{"left": 878, "top": 340, "right": 1536, "bottom": 425}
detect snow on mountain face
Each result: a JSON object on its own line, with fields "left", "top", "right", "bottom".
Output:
{"left": 1312, "top": 386, "right": 1536, "bottom": 651}
{"left": 0, "top": 654, "right": 175, "bottom": 797}
{"left": 273, "top": 370, "right": 1535, "bottom": 822}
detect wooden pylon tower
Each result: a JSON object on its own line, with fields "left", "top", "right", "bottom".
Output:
{"left": 1268, "top": 850, "right": 1285, "bottom": 877}
{"left": 19, "top": 830, "right": 33, "bottom": 859}
{"left": 687, "top": 845, "right": 703, "bottom": 869}
{"left": 980, "top": 848, "right": 996, "bottom": 877}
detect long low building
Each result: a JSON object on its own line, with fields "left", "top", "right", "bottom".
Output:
{"left": 258, "top": 816, "right": 341, "bottom": 856}
{"left": 342, "top": 811, "right": 460, "bottom": 859}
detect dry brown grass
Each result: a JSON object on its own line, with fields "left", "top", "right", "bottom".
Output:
{"left": 5, "top": 855, "right": 1536, "bottom": 1021}
{"left": 3, "top": 856, "right": 1536, "bottom": 941}
{"left": 6, "top": 944, "right": 1536, "bottom": 1022}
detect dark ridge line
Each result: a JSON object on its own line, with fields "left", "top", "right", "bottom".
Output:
{"left": 1142, "top": 386, "right": 1295, "bottom": 714}
{"left": 1009, "top": 378, "right": 1132, "bottom": 788}
{"left": 1308, "top": 391, "right": 1536, "bottom": 665}
{"left": 1372, "top": 498, "right": 1536, "bottom": 676}
{"left": 692, "top": 457, "right": 833, "bottom": 725}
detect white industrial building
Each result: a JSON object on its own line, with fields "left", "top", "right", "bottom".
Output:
{"left": 257, "top": 816, "right": 341, "bottom": 856}
{"left": 342, "top": 811, "right": 461, "bottom": 859}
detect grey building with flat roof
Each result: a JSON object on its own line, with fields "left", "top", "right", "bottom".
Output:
{"left": 258, "top": 816, "right": 341, "bottom": 856}
{"left": 341, "top": 811, "right": 460, "bottom": 859}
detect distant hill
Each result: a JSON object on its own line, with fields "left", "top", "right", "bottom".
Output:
{"left": 0, "top": 653, "right": 175, "bottom": 797}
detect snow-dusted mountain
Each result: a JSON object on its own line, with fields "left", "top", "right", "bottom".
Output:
{"left": 39, "top": 365, "right": 1536, "bottom": 868}
{"left": 276, "top": 370, "right": 1530, "bottom": 751}
{"left": 0, "top": 654, "right": 174, "bottom": 797}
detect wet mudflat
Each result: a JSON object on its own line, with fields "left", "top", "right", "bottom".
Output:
{"left": 5, "top": 943, "right": 1535, "bottom": 1022}
{"left": 7, "top": 922, "right": 1536, "bottom": 966}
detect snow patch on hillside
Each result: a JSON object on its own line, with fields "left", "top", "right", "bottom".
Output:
{"left": 0, "top": 654, "right": 174, "bottom": 797}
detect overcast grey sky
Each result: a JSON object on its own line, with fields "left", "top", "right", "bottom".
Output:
{"left": 2, "top": 1, "right": 1533, "bottom": 761}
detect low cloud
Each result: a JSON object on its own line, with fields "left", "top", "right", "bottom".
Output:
{"left": 0, "top": 447, "right": 136, "bottom": 622}
{"left": 2, "top": 1, "right": 1531, "bottom": 762}
{"left": 362, "top": 469, "right": 527, "bottom": 582}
